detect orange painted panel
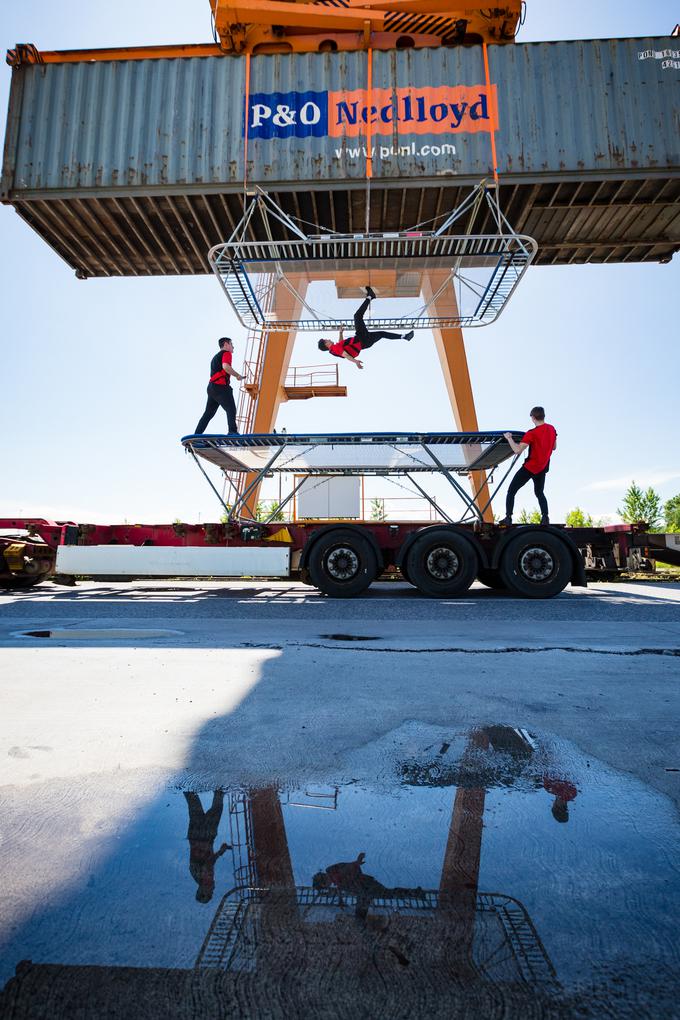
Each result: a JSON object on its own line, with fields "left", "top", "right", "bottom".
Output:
{"left": 328, "top": 85, "right": 497, "bottom": 137}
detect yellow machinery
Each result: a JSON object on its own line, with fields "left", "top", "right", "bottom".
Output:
{"left": 211, "top": 1, "right": 523, "bottom": 54}
{"left": 9, "top": 4, "right": 522, "bottom": 63}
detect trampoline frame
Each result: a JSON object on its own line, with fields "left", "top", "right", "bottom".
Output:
{"left": 208, "top": 186, "right": 537, "bottom": 332}
{"left": 182, "top": 430, "right": 522, "bottom": 525}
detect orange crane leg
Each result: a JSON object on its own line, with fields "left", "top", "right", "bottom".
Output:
{"left": 438, "top": 729, "right": 490, "bottom": 970}
{"left": 421, "top": 272, "right": 494, "bottom": 522}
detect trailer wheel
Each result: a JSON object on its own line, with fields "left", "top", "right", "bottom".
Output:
{"left": 299, "top": 566, "right": 313, "bottom": 586}
{"left": 405, "top": 530, "right": 477, "bottom": 597}
{"left": 398, "top": 559, "right": 414, "bottom": 586}
{"left": 307, "top": 530, "right": 378, "bottom": 598}
{"left": 477, "top": 567, "right": 507, "bottom": 591}
{"left": 499, "top": 531, "right": 572, "bottom": 598}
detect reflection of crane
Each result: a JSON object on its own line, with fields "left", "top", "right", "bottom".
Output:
{"left": 210, "top": 2, "right": 524, "bottom": 55}
{"left": 196, "top": 726, "right": 560, "bottom": 996}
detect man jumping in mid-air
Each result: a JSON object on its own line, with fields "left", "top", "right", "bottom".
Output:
{"left": 318, "top": 286, "right": 414, "bottom": 370}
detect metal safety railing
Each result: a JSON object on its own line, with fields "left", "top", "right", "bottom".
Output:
{"left": 284, "top": 364, "right": 341, "bottom": 389}
{"left": 360, "top": 495, "right": 442, "bottom": 522}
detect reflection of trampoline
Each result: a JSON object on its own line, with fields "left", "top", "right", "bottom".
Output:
{"left": 196, "top": 885, "right": 559, "bottom": 994}
{"left": 400, "top": 726, "right": 539, "bottom": 789}
{"left": 209, "top": 186, "right": 537, "bottom": 331}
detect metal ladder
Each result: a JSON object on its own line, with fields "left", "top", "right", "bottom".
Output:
{"left": 479, "top": 892, "right": 560, "bottom": 990}
{"left": 221, "top": 281, "right": 275, "bottom": 509}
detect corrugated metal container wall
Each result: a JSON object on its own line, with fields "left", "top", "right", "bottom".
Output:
{"left": 2, "top": 37, "right": 678, "bottom": 196}
{"left": 492, "top": 38, "right": 679, "bottom": 175}
{"left": 5, "top": 57, "right": 245, "bottom": 191}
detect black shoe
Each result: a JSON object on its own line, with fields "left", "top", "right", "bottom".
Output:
{"left": 500, "top": 516, "right": 512, "bottom": 526}
{"left": 541, "top": 516, "right": 550, "bottom": 525}
{"left": 403, "top": 330, "right": 414, "bottom": 341}
{"left": 227, "top": 430, "right": 240, "bottom": 436}
{"left": 365, "top": 285, "right": 377, "bottom": 300}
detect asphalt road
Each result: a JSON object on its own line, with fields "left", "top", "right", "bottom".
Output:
{"left": 2, "top": 577, "right": 680, "bottom": 624}
{"left": 1, "top": 579, "right": 679, "bottom": 1017}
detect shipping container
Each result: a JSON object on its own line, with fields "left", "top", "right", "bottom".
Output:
{"left": 2, "top": 37, "right": 679, "bottom": 274}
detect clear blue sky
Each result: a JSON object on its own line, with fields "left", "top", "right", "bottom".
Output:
{"left": 1, "top": 1, "right": 678, "bottom": 524}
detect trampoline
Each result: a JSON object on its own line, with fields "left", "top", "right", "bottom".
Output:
{"left": 208, "top": 186, "right": 537, "bottom": 332}
{"left": 182, "top": 430, "right": 523, "bottom": 524}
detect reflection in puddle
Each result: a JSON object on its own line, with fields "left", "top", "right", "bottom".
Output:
{"left": 1, "top": 725, "right": 679, "bottom": 1018}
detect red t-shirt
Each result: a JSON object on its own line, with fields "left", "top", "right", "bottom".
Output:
{"left": 329, "top": 336, "right": 362, "bottom": 359}
{"left": 543, "top": 777, "right": 577, "bottom": 801}
{"left": 209, "top": 349, "right": 232, "bottom": 385}
{"left": 521, "top": 423, "right": 557, "bottom": 475}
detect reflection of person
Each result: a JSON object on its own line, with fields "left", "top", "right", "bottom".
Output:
{"left": 195, "top": 337, "right": 244, "bottom": 435}
{"left": 318, "top": 286, "right": 414, "bottom": 370}
{"left": 184, "top": 790, "right": 232, "bottom": 902}
{"left": 543, "top": 777, "right": 578, "bottom": 823}
{"left": 313, "top": 851, "right": 425, "bottom": 920}
{"left": 502, "top": 406, "right": 557, "bottom": 525}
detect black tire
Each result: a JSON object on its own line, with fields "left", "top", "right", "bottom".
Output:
{"left": 299, "top": 566, "right": 313, "bottom": 586}
{"left": 307, "top": 529, "right": 378, "bottom": 598}
{"left": 405, "top": 529, "right": 478, "bottom": 597}
{"left": 398, "top": 558, "right": 415, "bottom": 586}
{"left": 499, "top": 530, "right": 572, "bottom": 598}
{"left": 477, "top": 567, "right": 507, "bottom": 591}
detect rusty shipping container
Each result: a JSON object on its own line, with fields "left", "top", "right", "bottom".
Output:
{"left": 2, "top": 36, "right": 678, "bottom": 275}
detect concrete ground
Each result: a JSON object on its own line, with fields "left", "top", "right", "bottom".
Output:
{"left": 1, "top": 578, "right": 679, "bottom": 1017}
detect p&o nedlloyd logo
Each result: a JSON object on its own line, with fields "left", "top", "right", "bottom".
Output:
{"left": 246, "top": 85, "right": 498, "bottom": 139}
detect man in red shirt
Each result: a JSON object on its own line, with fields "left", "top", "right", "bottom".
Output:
{"left": 194, "top": 337, "right": 244, "bottom": 435}
{"left": 501, "top": 406, "right": 557, "bottom": 525}
{"left": 543, "top": 776, "right": 578, "bottom": 823}
{"left": 318, "top": 286, "right": 414, "bottom": 370}
{"left": 313, "top": 851, "right": 426, "bottom": 920}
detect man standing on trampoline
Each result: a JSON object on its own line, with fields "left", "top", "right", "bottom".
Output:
{"left": 318, "top": 286, "right": 414, "bottom": 369}
{"left": 194, "top": 336, "right": 244, "bottom": 435}
{"left": 502, "top": 407, "right": 557, "bottom": 525}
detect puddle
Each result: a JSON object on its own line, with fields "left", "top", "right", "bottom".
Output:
{"left": 1, "top": 725, "right": 679, "bottom": 1018}
{"left": 13, "top": 628, "right": 183, "bottom": 640}
{"left": 319, "top": 634, "right": 380, "bottom": 642}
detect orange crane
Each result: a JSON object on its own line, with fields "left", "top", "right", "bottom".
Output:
{"left": 210, "top": 0, "right": 523, "bottom": 54}
{"left": 9, "top": 3, "right": 522, "bottom": 64}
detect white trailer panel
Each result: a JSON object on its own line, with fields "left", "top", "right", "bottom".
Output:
{"left": 296, "top": 475, "right": 361, "bottom": 519}
{"left": 56, "top": 545, "right": 290, "bottom": 577}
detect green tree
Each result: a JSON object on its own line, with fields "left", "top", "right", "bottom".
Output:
{"left": 664, "top": 494, "right": 680, "bottom": 532}
{"left": 617, "top": 481, "right": 663, "bottom": 530}
{"left": 266, "top": 501, "right": 285, "bottom": 523}
{"left": 370, "top": 498, "right": 387, "bottom": 521}
{"left": 517, "top": 508, "right": 542, "bottom": 524}
{"left": 565, "top": 507, "right": 594, "bottom": 528}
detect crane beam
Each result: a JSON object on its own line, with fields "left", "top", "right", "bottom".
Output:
{"left": 214, "top": 0, "right": 385, "bottom": 33}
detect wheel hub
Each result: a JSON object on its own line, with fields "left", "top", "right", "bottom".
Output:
{"left": 519, "top": 545, "right": 555, "bottom": 582}
{"left": 426, "top": 546, "right": 459, "bottom": 581}
{"left": 326, "top": 546, "right": 360, "bottom": 581}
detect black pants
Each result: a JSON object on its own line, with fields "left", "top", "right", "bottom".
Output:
{"left": 184, "top": 790, "right": 224, "bottom": 842}
{"left": 195, "top": 382, "right": 238, "bottom": 434}
{"left": 353, "top": 297, "right": 401, "bottom": 347}
{"left": 506, "top": 465, "right": 549, "bottom": 518}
